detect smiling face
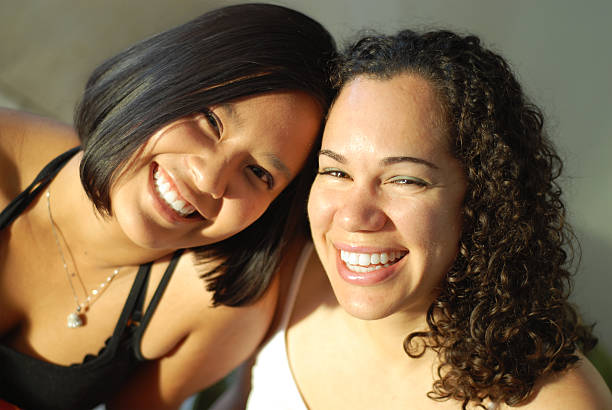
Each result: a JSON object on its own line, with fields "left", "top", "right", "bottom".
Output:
{"left": 307, "top": 74, "right": 467, "bottom": 320}
{"left": 111, "top": 90, "right": 322, "bottom": 250}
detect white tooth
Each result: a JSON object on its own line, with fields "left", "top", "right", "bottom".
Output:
{"left": 155, "top": 174, "right": 166, "bottom": 185}
{"left": 358, "top": 253, "right": 370, "bottom": 266}
{"left": 154, "top": 170, "right": 161, "bottom": 179}
{"left": 182, "top": 204, "right": 195, "bottom": 214}
{"left": 343, "top": 250, "right": 407, "bottom": 269}
{"left": 159, "top": 182, "right": 170, "bottom": 194}
{"left": 347, "top": 263, "right": 383, "bottom": 273}
{"left": 171, "top": 199, "right": 186, "bottom": 211}
{"left": 163, "top": 190, "right": 178, "bottom": 203}
{"left": 380, "top": 253, "right": 389, "bottom": 264}
{"left": 371, "top": 253, "right": 380, "bottom": 264}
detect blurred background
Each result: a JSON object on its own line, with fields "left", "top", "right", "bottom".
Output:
{"left": 1, "top": 0, "right": 610, "bottom": 379}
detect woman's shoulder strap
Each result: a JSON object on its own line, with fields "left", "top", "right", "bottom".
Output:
{"left": 0, "top": 147, "right": 80, "bottom": 229}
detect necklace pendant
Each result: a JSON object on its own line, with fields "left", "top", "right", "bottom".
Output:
{"left": 67, "top": 312, "right": 84, "bottom": 328}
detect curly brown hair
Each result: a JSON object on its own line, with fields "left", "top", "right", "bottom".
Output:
{"left": 334, "top": 30, "right": 597, "bottom": 408}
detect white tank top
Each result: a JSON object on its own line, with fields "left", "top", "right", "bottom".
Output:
{"left": 246, "top": 242, "right": 499, "bottom": 410}
{"left": 246, "top": 242, "right": 313, "bottom": 410}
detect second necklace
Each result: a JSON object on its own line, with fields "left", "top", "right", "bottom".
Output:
{"left": 46, "top": 190, "right": 121, "bottom": 328}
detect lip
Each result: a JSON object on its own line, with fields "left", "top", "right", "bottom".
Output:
{"left": 148, "top": 163, "right": 202, "bottom": 224}
{"left": 334, "top": 243, "right": 405, "bottom": 254}
{"left": 334, "top": 246, "right": 404, "bottom": 286}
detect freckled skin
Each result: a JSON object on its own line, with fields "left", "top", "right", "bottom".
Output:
{"left": 308, "top": 74, "right": 467, "bottom": 320}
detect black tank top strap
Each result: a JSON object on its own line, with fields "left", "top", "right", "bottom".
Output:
{"left": 104, "top": 261, "right": 152, "bottom": 353}
{"left": 0, "top": 146, "right": 80, "bottom": 229}
{"left": 132, "top": 249, "right": 185, "bottom": 361}
{"left": 130, "top": 266, "right": 151, "bottom": 326}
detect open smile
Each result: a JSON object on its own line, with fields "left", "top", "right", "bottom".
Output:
{"left": 335, "top": 247, "right": 407, "bottom": 286}
{"left": 150, "top": 163, "right": 202, "bottom": 222}
{"left": 340, "top": 249, "right": 407, "bottom": 272}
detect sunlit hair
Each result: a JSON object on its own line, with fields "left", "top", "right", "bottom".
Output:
{"left": 334, "top": 29, "right": 596, "bottom": 408}
{"left": 75, "top": 4, "right": 336, "bottom": 306}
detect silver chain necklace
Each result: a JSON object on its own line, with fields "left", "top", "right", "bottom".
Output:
{"left": 45, "top": 190, "right": 120, "bottom": 328}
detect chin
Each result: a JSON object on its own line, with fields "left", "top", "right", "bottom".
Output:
{"left": 123, "top": 226, "right": 173, "bottom": 250}
{"left": 344, "top": 306, "right": 390, "bottom": 321}
{"left": 127, "top": 227, "right": 210, "bottom": 250}
{"left": 344, "top": 304, "right": 397, "bottom": 321}
{"left": 335, "top": 290, "right": 399, "bottom": 321}
{"left": 116, "top": 214, "right": 183, "bottom": 250}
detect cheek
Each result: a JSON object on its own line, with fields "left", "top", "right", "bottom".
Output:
{"left": 395, "top": 200, "right": 463, "bottom": 252}
{"left": 425, "top": 210, "right": 463, "bottom": 274}
{"left": 213, "top": 198, "right": 266, "bottom": 238}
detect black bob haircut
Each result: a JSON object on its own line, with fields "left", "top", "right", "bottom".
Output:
{"left": 74, "top": 3, "right": 336, "bottom": 306}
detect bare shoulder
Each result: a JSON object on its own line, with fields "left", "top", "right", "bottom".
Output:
{"left": 113, "top": 238, "right": 309, "bottom": 408}
{"left": 118, "top": 251, "right": 280, "bottom": 407}
{"left": 174, "top": 250, "right": 279, "bottom": 338}
{"left": 144, "top": 250, "right": 279, "bottom": 372}
{"left": 0, "top": 108, "right": 79, "bottom": 201}
{"left": 513, "top": 352, "right": 612, "bottom": 409}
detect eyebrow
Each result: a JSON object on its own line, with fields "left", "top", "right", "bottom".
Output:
{"left": 218, "top": 104, "right": 292, "bottom": 181}
{"left": 319, "top": 149, "right": 439, "bottom": 170}
{"left": 263, "top": 153, "right": 292, "bottom": 180}
{"left": 219, "top": 103, "right": 243, "bottom": 127}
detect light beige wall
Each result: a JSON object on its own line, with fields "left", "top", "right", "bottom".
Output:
{"left": 1, "top": 0, "right": 610, "bottom": 351}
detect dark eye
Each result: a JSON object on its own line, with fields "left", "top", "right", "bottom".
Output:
{"left": 248, "top": 165, "right": 275, "bottom": 189}
{"left": 317, "top": 168, "right": 350, "bottom": 179}
{"left": 388, "top": 176, "right": 429, "bottom": 187}
{"left": 203, "top": 109, "right": 221, "bottom": 137}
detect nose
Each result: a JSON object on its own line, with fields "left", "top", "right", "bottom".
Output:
{"left": 335, "top": 185, "right": 387, "bottom": 232}
{"left": 187, "top": 155, "right": 230, "bottom": 199}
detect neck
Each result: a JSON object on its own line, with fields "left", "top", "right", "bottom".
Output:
{"left": 308, "top": 255, "right": 432, "bottom": 360}
{"left": 47, "top": 152, "right": 172, "bottom": 271}
{"left": 342, "top": 304, "right": 431, "bottom": 360}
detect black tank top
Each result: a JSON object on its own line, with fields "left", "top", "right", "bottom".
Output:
{"left": 0, "top": 148, "right": 183, "bottom": 410}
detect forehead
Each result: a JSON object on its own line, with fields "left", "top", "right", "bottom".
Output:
{"left": 226, "top": 90, "right": 321, "bottom": 129}
{"left": 324, "top": 74, "right": 449, "bottom": 155}
{"left": 223, "top": 90, "right": 322, "bottom": 175}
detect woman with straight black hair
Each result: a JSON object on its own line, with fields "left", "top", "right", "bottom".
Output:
{"left": 0, "top": 3, "right": 335, "bottom": 409}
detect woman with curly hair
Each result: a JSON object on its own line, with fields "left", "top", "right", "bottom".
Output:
{"left": 242, "top": 29, "right": 612, "bottom": 409}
